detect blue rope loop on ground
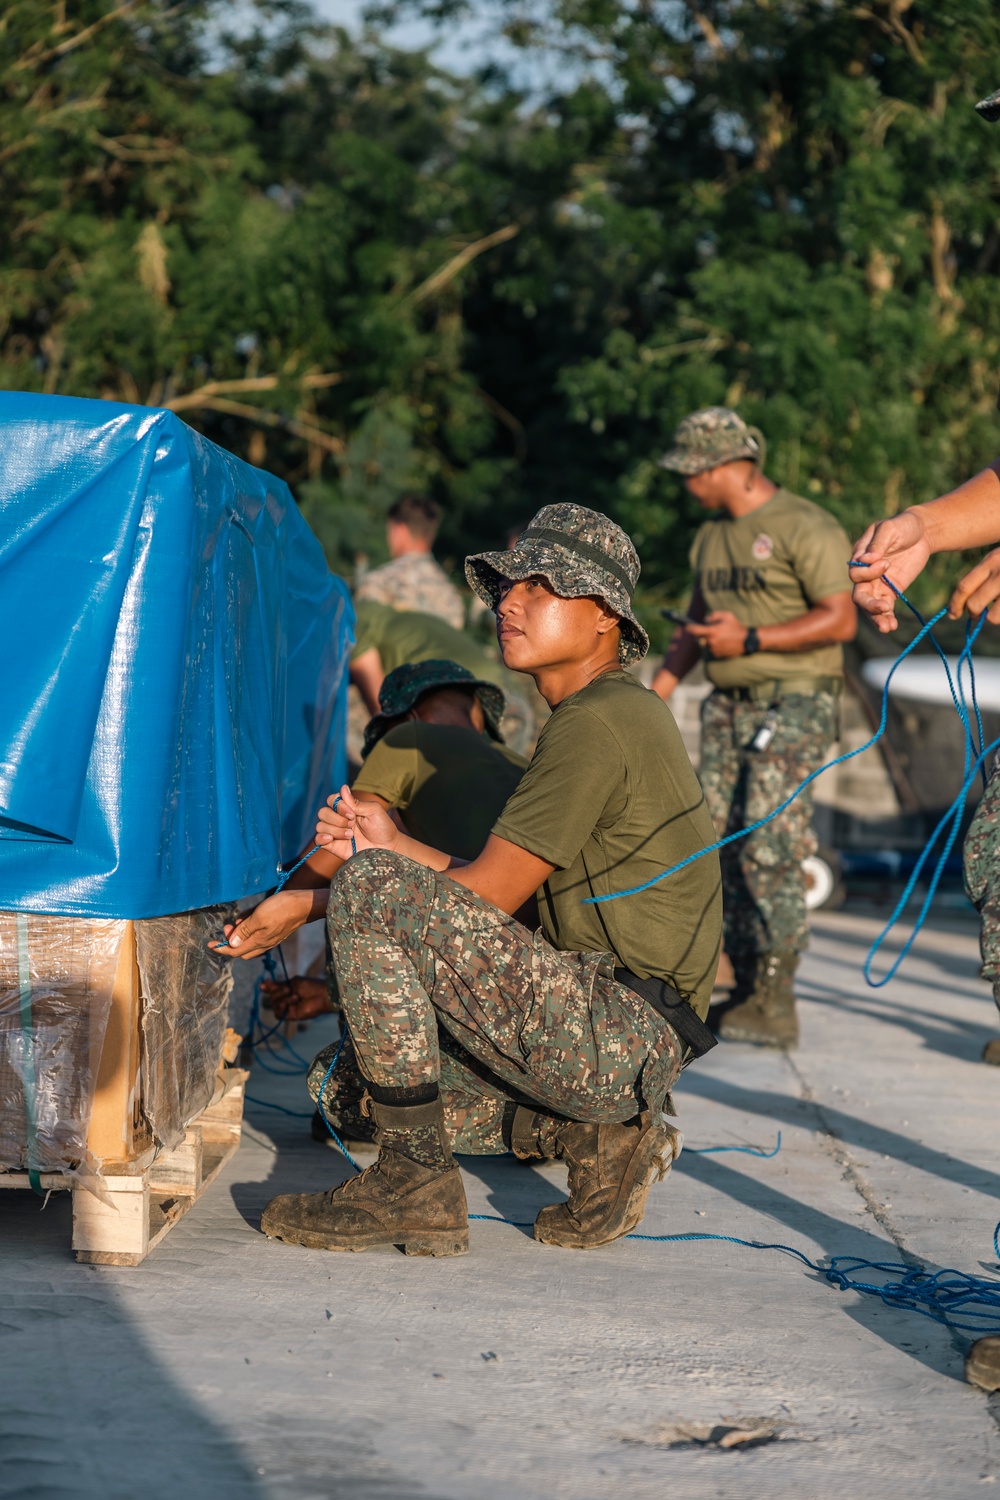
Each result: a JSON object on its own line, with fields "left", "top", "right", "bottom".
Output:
{"left": 464, "top": 1209, "right": 1000, "bottom": 1336}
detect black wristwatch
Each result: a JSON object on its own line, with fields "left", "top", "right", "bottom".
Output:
{"left": 742, "top": 626, "right": 761, "bottom": 656}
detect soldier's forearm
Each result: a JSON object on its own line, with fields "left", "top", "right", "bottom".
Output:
{"left": 756, "top": 594, "right": 856, "bottom": 654}
{"left": 916, "top": 464, "right": 1000, "bottom": 555}
{"left": 655, "top": 630, "right": 701, "bottom": 694}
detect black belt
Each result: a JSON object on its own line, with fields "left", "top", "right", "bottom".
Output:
{"left": 614, "top": 967, "right": 717, "bottom": 1063}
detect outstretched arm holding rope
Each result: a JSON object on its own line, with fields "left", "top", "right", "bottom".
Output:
{"left": 850, "top": 461, "right": 1000, "bottom": 630}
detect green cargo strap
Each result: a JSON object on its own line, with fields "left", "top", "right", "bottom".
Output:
{"left": 16, "top": 915, "right": 44, "bottom": 1196}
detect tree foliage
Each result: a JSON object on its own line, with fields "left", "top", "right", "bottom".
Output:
{"left": 4, "top": 1, "right": 1000, "bottom": 630}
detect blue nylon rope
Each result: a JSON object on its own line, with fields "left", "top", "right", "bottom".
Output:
{"left": 585, "top": 595, "right": 952, "bottom": 906}
{"left": 466, "top": 1210, "right": 1000, "bottom": 1335}
{"left": 585, "top": 570, "right": 992, "bottom": 993}
{"left": 215, "top": 795, "right": 356, "bottom": 950}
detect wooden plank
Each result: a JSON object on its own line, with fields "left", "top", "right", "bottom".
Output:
{"left": 148, "top": 1126, "right": 204, "bottom": 1196}
{"left": 72, "top": 1066, "right": 246, "bottom": 1265}
{"left": 0, "top": 1172, "right": 72, "bottom": 1191}
{"left": 72, "top": 1175, "right": 150, "bottom": 1263}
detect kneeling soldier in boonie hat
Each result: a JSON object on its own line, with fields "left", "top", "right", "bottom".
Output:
{"left": 261, "top": 503, "right": 723, "bottom": 1257}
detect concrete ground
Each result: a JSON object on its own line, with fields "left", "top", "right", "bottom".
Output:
{"left": 5, "top": 906, "right": 1000, "bottom": 1500}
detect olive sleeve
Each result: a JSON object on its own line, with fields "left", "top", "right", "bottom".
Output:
{"left": 351, "top": 727, "right": 420, "bottom": 811}
{"left": 787, "top": 510, "right": 853, "bottom": 604}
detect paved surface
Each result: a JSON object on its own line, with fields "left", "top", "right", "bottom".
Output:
{"left": 5, "top": 907, "right": 1000, "bottom": 1499}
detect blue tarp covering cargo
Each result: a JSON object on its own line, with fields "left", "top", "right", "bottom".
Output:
{"left": 0, "top": 392, "right": 352, "bottom": 918}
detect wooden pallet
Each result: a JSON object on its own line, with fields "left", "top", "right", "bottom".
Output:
{"left": 0, "top": 921, "right": 246, "bottom": 1266}
{"left": 0, "top": 1067, "right": 247, "bottom": 1265}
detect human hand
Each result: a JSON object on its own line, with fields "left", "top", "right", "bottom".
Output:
{"left": 316, "top": 785, "right": 400, "bottom": 857}
{"left": 948, "top": 546, "right": 1000, "bottom": 624}
{"left": 688, "top": 611, "right": 750, "bottom": 659}
{"left": 849, "top": 511, "right": 931, "bottom": 633}
{"left": 208, "top": 889, "right": 314, "bottom": 961}
{"left": 260, "top": 975, "right": 332, "bottom": 1022}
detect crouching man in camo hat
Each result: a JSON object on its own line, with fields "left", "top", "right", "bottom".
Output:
{"left": 260, "top": 503, "right": 723, "bottom": 1257}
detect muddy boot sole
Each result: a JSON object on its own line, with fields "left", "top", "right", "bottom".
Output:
{"left": 261, "top": 1205, "right": 470, "bottom": 1257}
{"left": 966, "top": 1337, "right": 1000, "bottom": 1391}
{"left": 534, "top": 1122, "right": 683, "bottom": 1250}
{"left": 260, "top": 1168, "right": 470, "bottom": 1256}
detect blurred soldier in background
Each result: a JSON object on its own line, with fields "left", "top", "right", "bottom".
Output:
{"left": 349, "top": 598, "right": 541, "bottom": 758}
{"left": 653, "top": 408, "right": 856, "bottom": 1047}
{"left": 355, "top": 495, "right": 465, "bottom": 629}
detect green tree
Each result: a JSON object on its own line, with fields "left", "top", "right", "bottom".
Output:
{"left": 410, "top": 0, "right": 1000, "bottom": 629}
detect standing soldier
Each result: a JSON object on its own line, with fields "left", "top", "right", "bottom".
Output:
{"left": 653, "top": 408, "right": 857, "bottom": 1047}
{"left": 355, "top": 495, "right": 466, "bottom": 630}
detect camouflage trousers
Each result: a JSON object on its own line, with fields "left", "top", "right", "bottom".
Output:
{"left": 699, "top": 690, "right": 838, "bottom": 963}
{"left": 318, "top": 848, "right": 683, "bottom": 1154}
{"left": 963, "top": 754, "right": 1000, "bottom": 1006}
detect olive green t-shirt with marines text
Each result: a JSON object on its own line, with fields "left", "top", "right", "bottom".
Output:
{"left": 492, "top": 671, "right": 722, "bottom": 1018}
{"left": 691, "top": 488, "right": 852, "bottom": 690}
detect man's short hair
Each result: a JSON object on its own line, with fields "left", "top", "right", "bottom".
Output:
{"left": 388, "top": 495, "right": 442, "bottom": 543}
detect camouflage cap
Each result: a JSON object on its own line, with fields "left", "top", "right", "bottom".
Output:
{"left": 658, "top": 407, "right": 766, "bottom": 476}
{"left": 465, "top": 503, "right": 648, "bottom": 665}
{"left": 361, "top": 659, "right": 506, "bottom": 758}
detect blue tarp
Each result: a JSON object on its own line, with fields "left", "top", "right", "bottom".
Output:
{"left": 0, "top": 392, "right": 353, "bottom": 917}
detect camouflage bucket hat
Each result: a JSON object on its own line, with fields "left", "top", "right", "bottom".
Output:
{"left": 362, "top": 659, "right": 506, "bottom": 758}
{"left": 658, "top": 407, "right": 767, "bottom": 476}
{"left": 465, "top": 503, "right": 648, "bottom": 665}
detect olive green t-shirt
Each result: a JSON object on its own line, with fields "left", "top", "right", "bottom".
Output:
{"left": 691, "top": 489, "right": 852, "bottom": 689}
{"left": 352, "top": 599, "right": 505, "bottom": 685}
{"left": 492, "top": 671, "right": 722, "bottom": 1017}
{"left": 353, "top": 722, "right": 527, "bottom": 861}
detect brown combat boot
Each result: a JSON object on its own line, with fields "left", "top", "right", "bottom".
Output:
{"left": 966, "top": 1337, "right": 1000, "bottom": 1391}
{"left": 717, "top": 952, "right": 799, "bottom": 1048}
{"left": 261, "top": 1095, "right": 469, "bottom": 1256}
{"left": 533, "top": 1111, "right": 684, "bottom": 1249}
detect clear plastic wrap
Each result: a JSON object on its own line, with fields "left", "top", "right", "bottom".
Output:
{"left": 0, "top": 914, "right": 126, "bottom": 1173}
{"left": 135, "top": 908, "right": 234, "bottom": 1151}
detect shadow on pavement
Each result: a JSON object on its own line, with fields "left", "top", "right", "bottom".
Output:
{"left": 674, "top": 1149, "right": 969, "bottom": 1380}
{"left": 683, "top": 1069, "right": 1000, "bottom": 1200}
{"left": 1, "top": 1192, "right": 267, "bottom": 1500}
{"left": 798, "top": 978, "right": 994, "bottom": 1063}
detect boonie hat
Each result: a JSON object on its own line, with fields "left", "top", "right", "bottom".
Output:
{"left": 362, "top": 659, "right": 506, "bottom": 758}
{"left": 465, "top": 503, "right": 648, "bottom": 665}
{"left": 658, "top": 407, "right": 766, "bottom": 476}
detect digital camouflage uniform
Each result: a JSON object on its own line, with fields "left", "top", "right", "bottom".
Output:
{"left": 963, "top": 754, "right": 1000, "bottom": 1008}
{"left": 355, "top": 552, "right": 466, "bottom": 631}
{"left": 262, "top": 504, "right": 697, "bottom": 1256}
{"left": 699, "top": 690, "right": 839, "bottom": 964}
{"left": 321, "top": 848, "right": 683, "bottom": 1150}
